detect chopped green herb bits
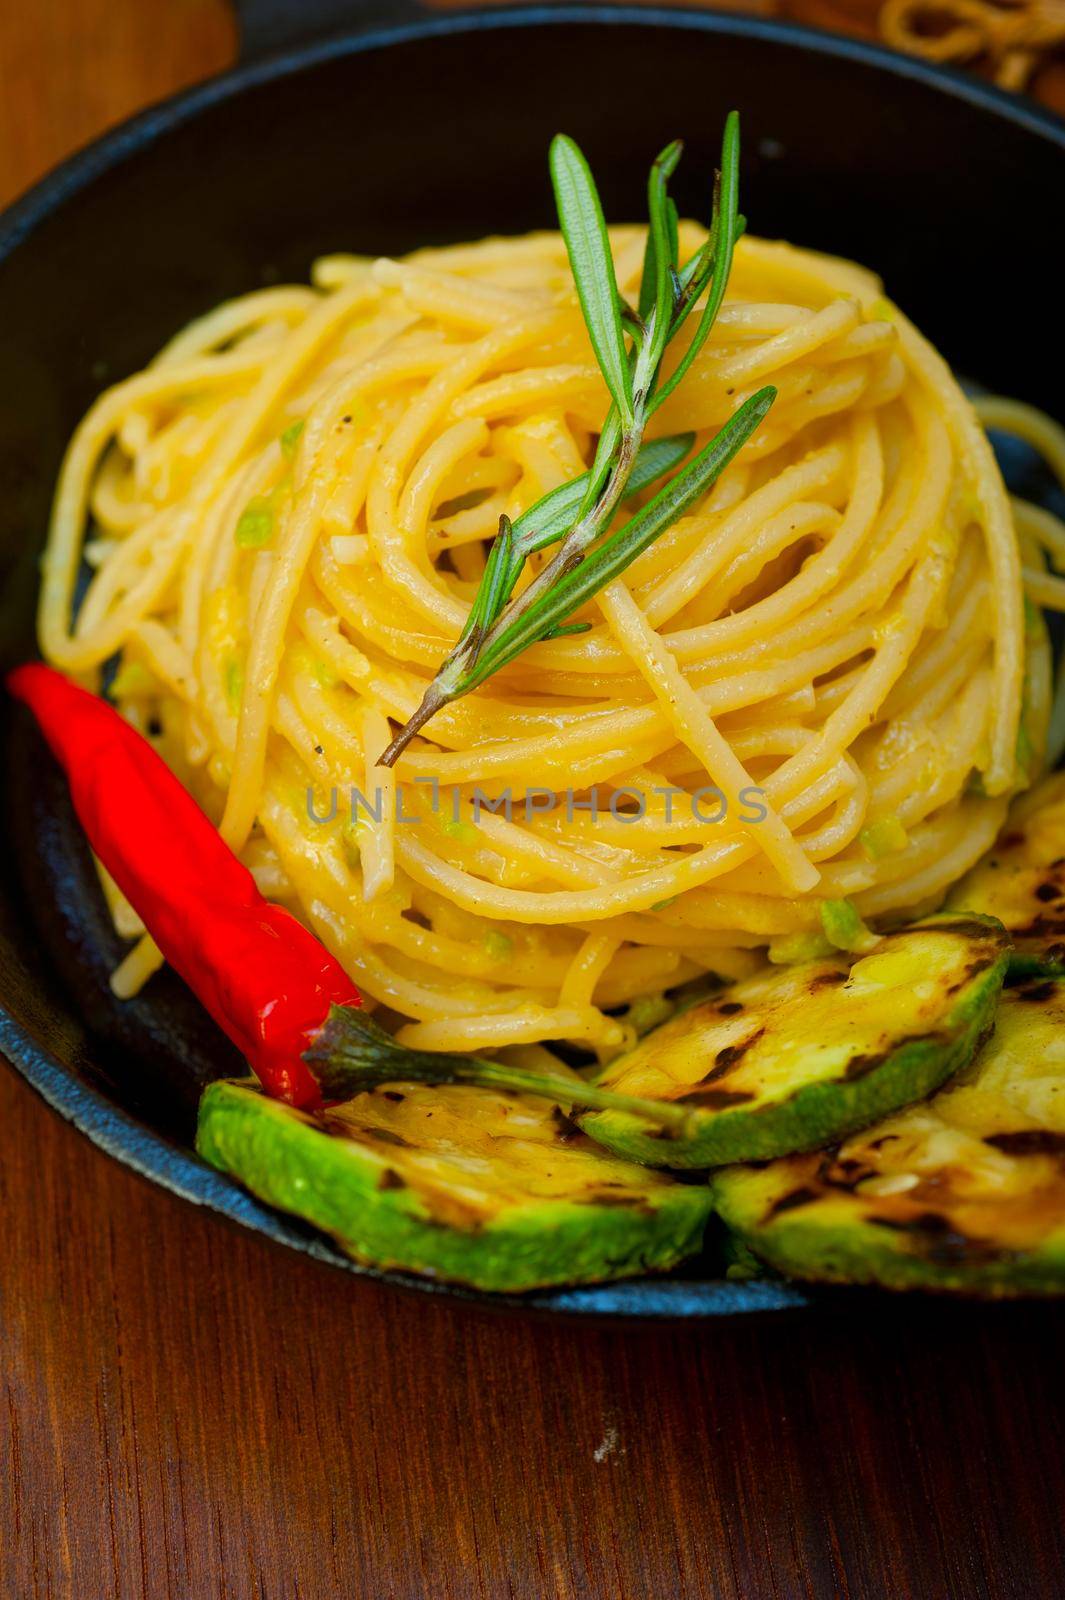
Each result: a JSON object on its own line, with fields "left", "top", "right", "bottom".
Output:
{"left": 483, "top": 930, "right": 514, "bottom": 961}
{"left": 820, "top": 898, "right": 878, "bottom": 954}
{"left": 224, "top": 659, "right": 244, "bottom": 713}
{"left": 768, "top": 930, "right": 833, "bottom": 965}
{"left": 859, "top": 815, "right": 909, "bottom": 861}
{"left": 279, "top": 419, "right": 305, "bottom": 460}
{"left": 235, "top": 496, "right": 276, "bottom": 549}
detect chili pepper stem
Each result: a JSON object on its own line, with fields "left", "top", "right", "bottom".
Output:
{"left": 305, "top": 1004, "right": 696, "bottom": 1134}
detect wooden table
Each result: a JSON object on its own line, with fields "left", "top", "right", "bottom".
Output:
{"left": 3, "top": 6, "right": 1065, "bottom": 1597}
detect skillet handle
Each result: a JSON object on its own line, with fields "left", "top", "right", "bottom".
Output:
{"left": 235, "top": 0, "right": 432, "bottom": 59}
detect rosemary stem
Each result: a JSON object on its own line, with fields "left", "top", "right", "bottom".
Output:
{"left": 378, "top": 385, "right": 649, "bottom": 769}
{"left": 378, "top": 120, "right": 759, "bottom": 762}
{"left": 378, "top": 683, "right": 451, "bottom": 768}
{"left": 507, "top": 409, "right": 643, "bottom": 620}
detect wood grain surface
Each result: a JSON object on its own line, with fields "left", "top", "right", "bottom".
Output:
{"left": 3, "top": 6, "right": 1065, "bottom": 1599}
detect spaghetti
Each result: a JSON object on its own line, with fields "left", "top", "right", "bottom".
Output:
{"left": 36, "top": 226, "right": 1065, "bottom": 1056}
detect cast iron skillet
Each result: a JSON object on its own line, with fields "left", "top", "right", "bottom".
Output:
{"left": 2, "top": 3, "right": 1064, "bottom": 1320}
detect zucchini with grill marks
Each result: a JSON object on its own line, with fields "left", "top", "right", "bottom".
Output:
{"left": 948, "top": 773, "right": 1065, "bottom": 975}
{"left": 713, "top": 976, "right": 1065, "bottom": 1296}
{"left": 196, "top": 1078, "right": 713, "bottom": 1292}
{"left": 577, "top": 915, "right": 1008, "bottom": 1168}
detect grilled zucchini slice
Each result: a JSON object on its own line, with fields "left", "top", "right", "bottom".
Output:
{"left": 197, "top": 1078, "right": 712, "bottom": 1292}
{"left": 948, "top": 773, "right": 1065, "bottom": 975}
{"left": 713, "top": 976, "right": 1065, "bottom": 1296}
{"left": 579, "top": 915, "right": 1007, "bottom": 1168}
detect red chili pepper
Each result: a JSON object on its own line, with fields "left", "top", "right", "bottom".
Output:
{"left": 7, "top": 663, "right": 360, "bottom": 1108}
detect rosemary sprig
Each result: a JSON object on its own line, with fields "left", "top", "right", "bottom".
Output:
{"left": 379, "top": 113, "right": 774, "bottom": 767}
{"left": 305, "top": 1005, "right": 696, "bottom": 1134}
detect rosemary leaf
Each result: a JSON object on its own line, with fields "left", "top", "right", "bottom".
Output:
{"left": 575, "top": 405, "right": 624, "bottom": 522}
{"left": 550, "top": 134, "right": 634, "bottom": 425}
{"left": 651, "top": 110, "right": 742, "bottom": 412}
{"left": 644, "top": 140, "right": 684, "bottom": 375}
{"left": 476, "top": 514, "right": 514, "bottom": 635}
{"left": 665, "top": 197, "right": 680, "bottom": 274}
{"left": 638, "top": 139, "right": 683, "bottom": 324}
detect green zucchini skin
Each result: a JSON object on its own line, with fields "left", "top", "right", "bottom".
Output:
{"left": 710, "top": 1206, "right": 1065, "bottom": 1297}
{"left": 579, "top": 915, "right": 1008, "bottom": 1169}
{"left": 713, "top": 977, "right": 1065, "bottom": 1297}
{"left": 948, "top": 773, "right": 1065, "bottom": 976}
{"left": 196, "top": 1079, "right": 713, "bottom": 1293}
